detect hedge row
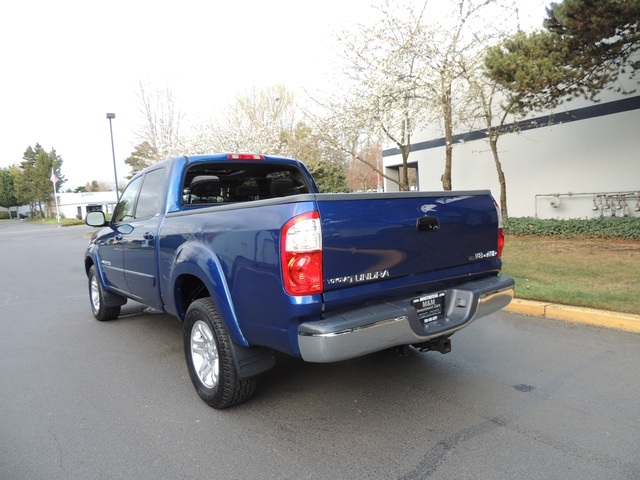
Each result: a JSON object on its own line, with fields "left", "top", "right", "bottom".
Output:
{"left": 503, "top": 216, "right": 640, "bottom": 240}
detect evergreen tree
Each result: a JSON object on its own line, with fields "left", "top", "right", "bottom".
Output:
{"left": 125, "top": 141, "right": 158, "bottom": 178}
{"left": 307, "top": 159, "right": 348, "bottom": 193}
{"left": 485, "top": 0, "right": 640, "bottom": 112}
{"left": 0, "top": 168, "right": 18, "bottom": 208}
{"left": 14, "top": 144, "right": 66, "bottom": 216}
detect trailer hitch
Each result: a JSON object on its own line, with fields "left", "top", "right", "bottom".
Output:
{"left": 413, "top": 337, "right": 452, "bottom": 354}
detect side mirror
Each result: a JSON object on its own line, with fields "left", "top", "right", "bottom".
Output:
{"left": 116, "top": 224, "right": 134, "bottom": 234}
{"left": 86, "top": 211, "right": 107, "bottom": 227}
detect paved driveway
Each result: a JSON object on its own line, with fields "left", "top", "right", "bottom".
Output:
{"left": 1, "top": 220, "right": 638, "bottom": 479}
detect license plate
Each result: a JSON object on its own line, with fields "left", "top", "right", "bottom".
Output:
{"left": 412, "top": 292, "right": 445, "bottom": 325}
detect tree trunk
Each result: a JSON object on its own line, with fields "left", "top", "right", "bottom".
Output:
{"left": 443, "top": 142, "right": 453, "bottom": 191}
{"left": 441, "top": 86, "right": 453, "bottom": 191}
{"left": 400, "top": 146, "right": 410, "bottom": 191}
{"left": 489, "top": 137, "right": 508, "bottom": 219}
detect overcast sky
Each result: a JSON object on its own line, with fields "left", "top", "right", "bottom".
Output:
{"left": 0, "top": 0, "right": 548, "bottom": 189}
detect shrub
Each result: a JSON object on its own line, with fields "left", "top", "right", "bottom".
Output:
{"left": 0, "top": 211, "right": 9, "bottom": 220}
{"left": 504, "top": 217, "right": 640, "bottom": 240}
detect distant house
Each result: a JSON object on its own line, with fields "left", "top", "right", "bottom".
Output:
{"left": 382, "top": 88, "right": 640, "bottom": 220}
{"left": 2, "top": 191, "right": 118, "bottom": 220}
{"left": 54, "top": 191, "right": 118, "bottom": 219}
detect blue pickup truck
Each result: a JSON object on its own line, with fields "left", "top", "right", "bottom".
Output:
{"left": 85, "top": 153, "right": 514, "bottom": 409}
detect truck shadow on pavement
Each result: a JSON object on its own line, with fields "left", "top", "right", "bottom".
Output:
{"left": 97, "top": 302, "right": 482, "bottom": 423}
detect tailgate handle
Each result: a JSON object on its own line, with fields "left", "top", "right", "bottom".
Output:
{"left": 416, "top": 216, "right": 439, "bottom": 232}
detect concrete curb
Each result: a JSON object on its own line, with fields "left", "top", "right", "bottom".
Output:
{"left": 505, "top": 299, "right": 640, "bottom": 334}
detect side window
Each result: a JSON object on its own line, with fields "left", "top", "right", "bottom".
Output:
{"left": 135, "top": 168, "right": 165, "bottom": 219}
{"left": 112, "top": 176, "right": 142, "bottom": 224}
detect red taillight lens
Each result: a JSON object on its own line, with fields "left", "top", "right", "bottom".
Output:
{"left": 493, "top": 200, "right": 505, "bottom": 259}
{"left": 284, "top": 252, "right": 323, "bottom": 295}
{"left": 227, "top": 153, "right": 264, "bottom": 160}
{"left": 281, "top": 211, "right": 323, "bottom": 296}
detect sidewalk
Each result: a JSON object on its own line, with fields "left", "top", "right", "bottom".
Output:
{"left": 505, "top": 299, "right": 640, "bottom": 334}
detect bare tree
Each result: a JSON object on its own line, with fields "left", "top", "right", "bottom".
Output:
{"left": 313, "top": 0, "right": 438, "bottom": 191}
{"left": 316, "top": 0, "right": 506, "bottom": 191}
{"left": 461, "top": 51, "right": 522, "bottom": 218}
{"left": 199, "top": 85, "right": 298, "bottom": 155}
{"left": 454, "top": 2, "right": 531, "bottom": 218}
{"left": 415, "top": 0, "right": 507, "bottom": 190}
{"left": 135, "top": 81, "right": 184, "bottom": 163}
{"left": 237, "top": 84, "right": 296, "bottom": 151}
{"left": 191, "top": 85, "right": 348, "bottom": 190}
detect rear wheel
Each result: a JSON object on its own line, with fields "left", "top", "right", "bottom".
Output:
{"left": 88, "top": 265, "right": 121, "bottom": 321}
{"left": 184, "top": 297, "right": 257, "bottom": 409}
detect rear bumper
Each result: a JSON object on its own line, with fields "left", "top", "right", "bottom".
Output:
{"left": 298, "top": 275, "right": 515, "bottom": 362}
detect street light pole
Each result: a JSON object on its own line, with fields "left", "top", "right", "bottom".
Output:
{"left": 106, "top": 113, "right": 119, "bottom": 201}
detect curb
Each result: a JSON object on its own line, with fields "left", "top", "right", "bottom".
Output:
{"left": 504, "top": 299, "right": 640, "bottom": 334}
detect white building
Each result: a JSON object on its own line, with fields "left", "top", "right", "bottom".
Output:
{"left": 54, "top": 191, "right": 118, "bottom": 219}
{"left": 2, "top": 191, "right": 118, "bottom": 220}
{"left": 382, "top": 90, "right": 640, "bottom": 219}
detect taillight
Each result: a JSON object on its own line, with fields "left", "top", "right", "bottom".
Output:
{"left": 281, "top": 211, "right": 323, "bottom": 296}
{"left": 494, "top": 200, "right": 505, "bottom": 259}
{"left": 497, "top": 227, "right": 505, "bottom": 259}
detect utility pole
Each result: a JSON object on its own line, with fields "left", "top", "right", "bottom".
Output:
{"left": 106, "top": 113, "right": 119, "bottom": 200}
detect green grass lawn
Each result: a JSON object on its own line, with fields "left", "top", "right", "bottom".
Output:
{"left": 502, "top": 236, "right": 640, "bottom": 315}
{"left": 33, "top": 217, "right": 85, "bottom": 226}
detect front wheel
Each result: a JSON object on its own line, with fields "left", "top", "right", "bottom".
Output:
{"left": 88, "top": 265, "right": 121, "bottom": 321}
{"left": 184, "top": 297, "right": 257, "bottom": 409}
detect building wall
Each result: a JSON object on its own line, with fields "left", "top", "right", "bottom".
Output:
{"left": 383, "top": 93, "right": 640, "bottom": 219}
{"left": 2, "top": 192, "right": 118, "bottom": 219}
{"left": 55, "top": 191, "right": 118, "bottom": 219}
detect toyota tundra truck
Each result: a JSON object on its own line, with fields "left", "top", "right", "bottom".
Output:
{"left": 84, "top": 153, "right": 514, "bottom": 409}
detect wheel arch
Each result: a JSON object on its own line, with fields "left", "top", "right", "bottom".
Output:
{"left": 84, "top": 253, "right": 96, "bottom": 277}
{"left": 169, "top": 243, "right": 249, "bottom": 347}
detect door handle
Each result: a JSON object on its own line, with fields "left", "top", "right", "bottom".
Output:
{"left": 416, "top": 216, "right": 440, "bottom": 231}
{"left": 144, "top": 232, "right": 155, "bottom": 240}
{"left": 115, "top": 234, "right": 123, "bottom": 241}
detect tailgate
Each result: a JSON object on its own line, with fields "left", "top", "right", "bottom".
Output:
{"left": 316, "top": 191, "right": 500, "bottom": 293}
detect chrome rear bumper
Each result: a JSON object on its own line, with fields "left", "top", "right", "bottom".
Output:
{"left": 298, "top": 275, "right": 515, "bottom": 362}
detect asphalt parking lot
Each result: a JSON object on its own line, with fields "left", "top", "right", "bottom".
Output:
{"left": 1, "top": 220, "right": 639, "bottom": 479}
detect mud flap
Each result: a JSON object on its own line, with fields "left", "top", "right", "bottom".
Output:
{"left": 230, "top": 342, "right": 276, "bottom": 378}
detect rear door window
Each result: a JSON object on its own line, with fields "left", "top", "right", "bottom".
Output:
{"left": 135, "top": 168, "right": 165, "bottom": 218}
{"left": 112, "top": 176, "right": 142, "bottom": 223}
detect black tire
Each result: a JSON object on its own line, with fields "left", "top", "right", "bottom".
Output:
{"left": 88, "top": 265, "right": 121, "bottom": 321}
{"left": 184, "top": 297, "right": 257, "bottom": 409}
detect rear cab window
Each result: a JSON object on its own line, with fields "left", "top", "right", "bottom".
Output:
{"left": 182, "top": 162, "right": 310, "bottom": 207}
